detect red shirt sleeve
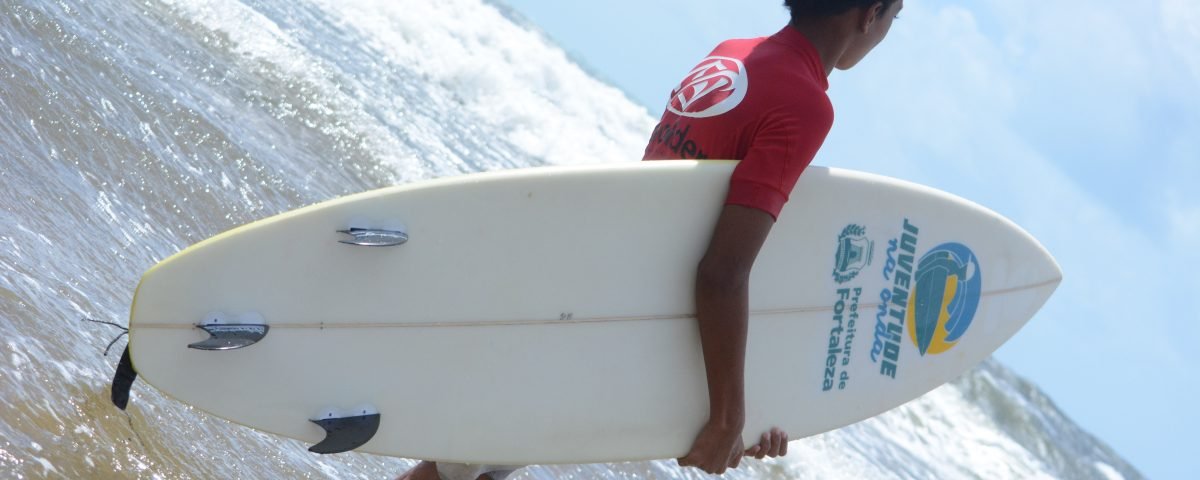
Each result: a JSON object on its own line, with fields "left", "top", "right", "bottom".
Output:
{"left": 725, "top": 96, "right": 833, "bottom": 220}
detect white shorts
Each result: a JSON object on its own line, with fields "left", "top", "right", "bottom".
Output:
{"left": 435, "top": 462, "right": 524, "bottom": 480}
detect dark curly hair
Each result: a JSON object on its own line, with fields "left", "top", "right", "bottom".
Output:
{"left": 783, "top": 0, "right": 900, "bottom": 20}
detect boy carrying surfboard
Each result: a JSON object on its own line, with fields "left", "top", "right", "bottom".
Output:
{"left": 399, "top": 1, "right": 903, "bottom": 478}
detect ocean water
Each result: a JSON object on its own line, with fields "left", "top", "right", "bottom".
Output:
{"left": 0, "top": 1, "right": 1142, "bottom": 479}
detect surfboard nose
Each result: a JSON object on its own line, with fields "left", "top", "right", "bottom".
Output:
{"left": 1008, "top": 217, "right": 1063, "bottom": 296}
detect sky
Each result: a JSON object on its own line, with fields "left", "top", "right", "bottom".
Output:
{"left": 498, "top": 0, "right": 1199, "bottom": 478}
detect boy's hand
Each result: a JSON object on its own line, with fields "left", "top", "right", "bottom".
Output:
{"left": 677, "top": 420, "right": 746, "bottom": 475}
{"left": 744, "top": 427, "right": 788, "bottom": 459}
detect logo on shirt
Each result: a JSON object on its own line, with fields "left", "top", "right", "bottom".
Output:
{"left": 667, "top": 56, "right": 748, "bottom": 118}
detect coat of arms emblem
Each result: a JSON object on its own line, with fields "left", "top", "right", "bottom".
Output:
{"left": 833, "top": 224, "right": 874, "bottom": 284}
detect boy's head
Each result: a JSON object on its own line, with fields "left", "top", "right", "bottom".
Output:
{"left": 784, "top": 0, "right": 904, "bottom": 70}
{"left": 783, "top": 0, "right": 901, "bottom": 20}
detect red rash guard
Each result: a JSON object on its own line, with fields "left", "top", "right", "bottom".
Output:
{"left": 643, "top": 26, "right": 834, "bottom": 220}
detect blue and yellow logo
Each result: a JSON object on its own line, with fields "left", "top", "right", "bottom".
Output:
{"left": 906, "top": 243, "right": 981, "bottom": 356}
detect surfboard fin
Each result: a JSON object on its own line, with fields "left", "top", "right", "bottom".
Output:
{"left": 187, "top": 324, "right": 270, "bottom": 350}
{"left": 337, "top": 227, "right": 408, "bottom": 247}
{"left": 308, "top": 410, "right": 381, "bottom": 454}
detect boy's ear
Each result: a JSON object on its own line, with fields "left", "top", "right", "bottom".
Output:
{"left": 859, "top": 2, "right": 883, "bottom": 33}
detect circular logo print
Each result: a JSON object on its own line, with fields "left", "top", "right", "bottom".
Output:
{"left": 906, "top": 243, "right": 982, "bottom": 356}
{"left": 667, "top": 56, "right": 748, "bottom": 118}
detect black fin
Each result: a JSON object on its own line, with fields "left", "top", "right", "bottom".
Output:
{"left": 308, "top": 412, "right": 381, "bottom": 454}
{"left": 111, "top": 345, "right": 137, "bottom": 410}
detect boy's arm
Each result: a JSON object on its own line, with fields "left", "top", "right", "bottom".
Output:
{"left": 677, "top": 203, "right": 779, "bottom": 475}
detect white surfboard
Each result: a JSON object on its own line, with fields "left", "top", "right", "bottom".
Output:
{"left": 126, "top": 160, "right": 1060, "bottom": 464}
